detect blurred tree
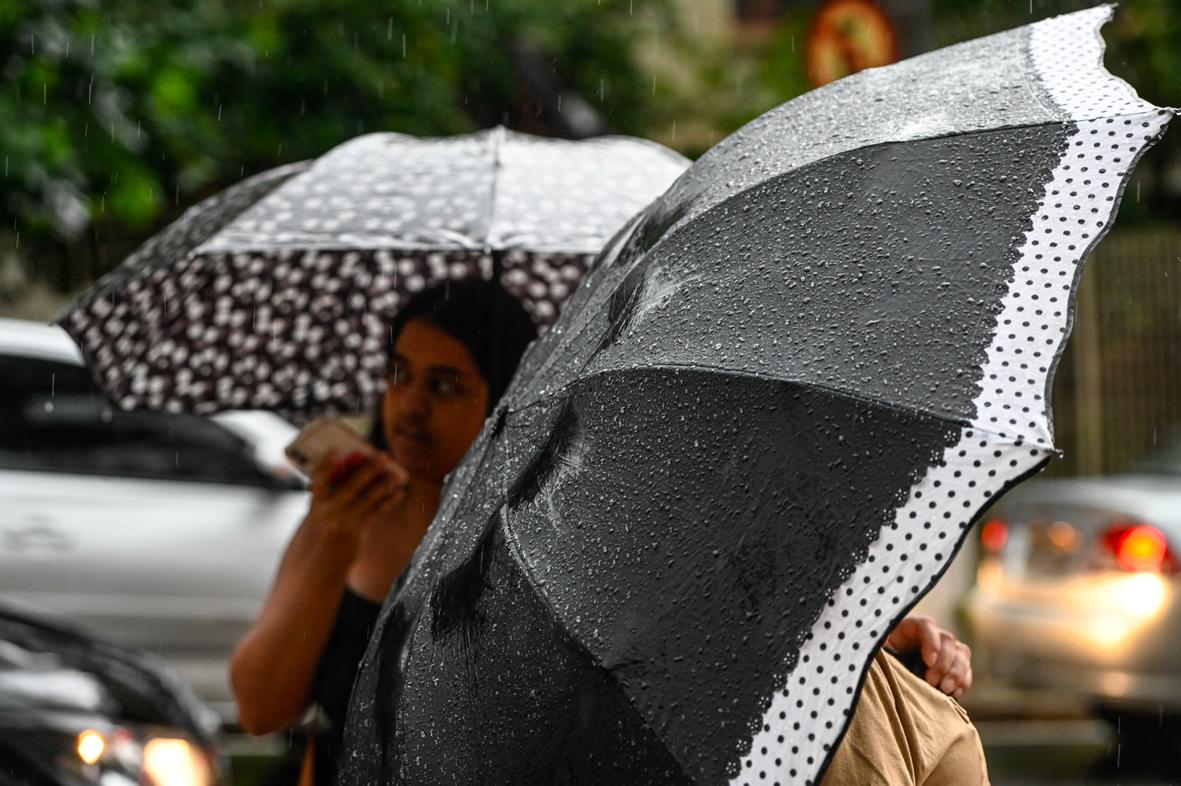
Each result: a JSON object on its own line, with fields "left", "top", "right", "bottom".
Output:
{"left": 2, "top": 0, "right": 1176, "bottom": 303}
{"left": 0, "top": 0, "right": 671, "bottom": 293}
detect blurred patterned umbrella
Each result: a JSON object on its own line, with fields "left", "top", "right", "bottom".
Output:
{"left": 337, "top": 8, "right": 1172, "bottom": 786}
{"left": 58, "top": 128, "right": 688, "bottom": 415}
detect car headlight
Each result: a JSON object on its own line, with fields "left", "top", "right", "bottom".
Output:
{"left": 64, "top": 724, "right": 217, "bottom": 786}
{"left": 142, "top": 736, "right": 213, "bottom": 786}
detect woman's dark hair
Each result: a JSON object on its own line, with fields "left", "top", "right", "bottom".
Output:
{"left": 370, "top": 278, "right": 538, "bottom": 449}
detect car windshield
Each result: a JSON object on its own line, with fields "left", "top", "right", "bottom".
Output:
{"left": 0, "top": 353, "right": 287, "bottom": 487}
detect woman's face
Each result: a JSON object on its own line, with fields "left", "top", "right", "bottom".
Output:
{"left": 382, "top": 319, "right": 490, "bottom": 484}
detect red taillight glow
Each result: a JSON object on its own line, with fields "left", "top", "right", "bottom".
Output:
{"left": 1104, "top": 523, "right": 1176, "bottom": 573}
{"left": 981, "top": 519, "right": 1008, "bottom": 553}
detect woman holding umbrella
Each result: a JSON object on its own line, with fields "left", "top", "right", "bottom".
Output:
{"left": 57, "top": 125, "right": 982, "bottom": 782}
{"left": 228, "top": 284, "right": 975, "bottom": 784}
{"left": 230, "top": 279, "right": 539, "bottom": 782}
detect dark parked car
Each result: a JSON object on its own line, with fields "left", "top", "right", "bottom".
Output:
{"left": 0, "top": 602, "right": 223, "bottom": 786}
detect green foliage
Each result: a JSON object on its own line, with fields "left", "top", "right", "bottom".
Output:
{"left": 0, "top": 0, "right": 668, "bottom": 265}
{"left": 2, "top": 0, "right": 1177, "bottom": 295}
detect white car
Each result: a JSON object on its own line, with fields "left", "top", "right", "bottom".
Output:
{"left": 967, "top": 449, "right": 1181, "bottom": 734}
{"left": 0, "top": 318, "right": 308, "bottom": 722}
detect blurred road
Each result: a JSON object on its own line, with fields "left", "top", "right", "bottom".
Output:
{"left": 969, "top": 682, "right": 1181, "bottom": 786}
{"left": 982, "top": 718, "right": 1180, "bottom": 785}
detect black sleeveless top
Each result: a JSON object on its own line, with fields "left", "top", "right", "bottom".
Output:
{"left": 309, "top": 586, "right": 383, "bottom": 782}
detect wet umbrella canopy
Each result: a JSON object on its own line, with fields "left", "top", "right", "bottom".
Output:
{"left": 58, "top": 128, "right": 688, "bottom": 415}
{"left": 337, "top": 7, "right": 1172, "bottom": 786}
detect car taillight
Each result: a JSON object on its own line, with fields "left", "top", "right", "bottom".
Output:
{"left": 1102, "top": 522, "right": 1178, "bottom": 574}
{"left": 981, "top": 518, "right": 1008, "bottom": 554}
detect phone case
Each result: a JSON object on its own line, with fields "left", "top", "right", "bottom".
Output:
{"left": 285, "top": 419, "right": 367, "bottom": 475}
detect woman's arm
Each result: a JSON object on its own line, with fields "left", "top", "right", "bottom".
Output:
{"left": 229, "top": 450, "right": 407, "bottom": 734}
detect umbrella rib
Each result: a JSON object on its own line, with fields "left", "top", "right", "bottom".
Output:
{"left": 481, "top": 125, "right": 506, "bottom": 253}
{"left": 514, "top": 360, "right": 1058, "bottom": 454}
{"left": 496, "top": 513, "right": 697, "bottom": 781}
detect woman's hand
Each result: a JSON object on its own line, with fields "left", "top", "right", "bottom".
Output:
{"left": 230, "top": 446, "right": 408, "bottom": 735}
{"left": 305, "top": 447, "right": 410, "bottom": 558}
{"left": 885, "top": 614, "right": 973, "bottom": 699}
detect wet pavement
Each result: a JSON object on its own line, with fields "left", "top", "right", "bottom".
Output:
{"left": 981, "top": 718, "right": 1170, "bottom": 785}
{"left": 968, "top": 682, "right": 1181, "bottom": 786}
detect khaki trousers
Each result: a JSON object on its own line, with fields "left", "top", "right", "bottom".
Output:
{"left": 820, "top": 650, "right": 990, "bottom": 786}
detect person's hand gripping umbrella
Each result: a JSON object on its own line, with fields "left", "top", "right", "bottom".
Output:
{"left": 338, "top": 7, "right": 1172, "bottom": 786}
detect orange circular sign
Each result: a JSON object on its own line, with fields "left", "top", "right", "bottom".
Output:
{"left": 804, "top": 0, "right": 898, "bottom": 88}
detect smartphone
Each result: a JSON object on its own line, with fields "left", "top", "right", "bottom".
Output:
{"left": 285, "top": 419, "right": 369, "bottom": 476}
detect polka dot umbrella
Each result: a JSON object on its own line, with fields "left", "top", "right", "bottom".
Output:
{"left": 336, "top": 8, "right": 1172, "bottom": 786}
{"left": 57, "top": 128, "right": 688, "bottom": 415}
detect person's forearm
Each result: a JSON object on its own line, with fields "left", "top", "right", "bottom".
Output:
{"left": 230, "top": 516, "right": 356, "bottom": 734}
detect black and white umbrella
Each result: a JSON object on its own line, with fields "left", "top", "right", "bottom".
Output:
{"left": 58, "top": 128, "right": 688, "bottom": 415}
{"left": 338, "top": 7, "right": 1172, "bottom": 786}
